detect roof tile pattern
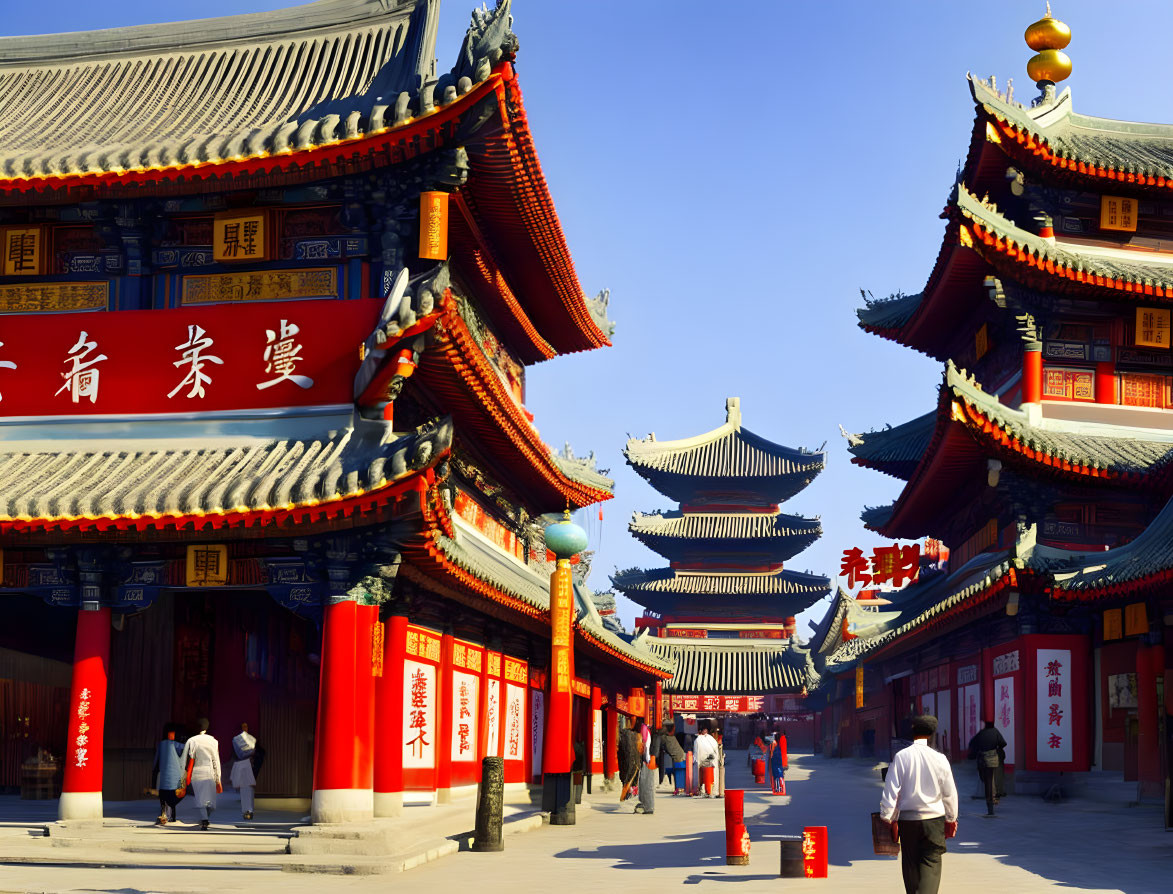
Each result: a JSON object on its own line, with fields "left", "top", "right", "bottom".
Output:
{"left": 0, "top": 0, "right": 426, "bottom": 179}
{"left": 648, "top": 640, "right": 812, "bottom": 694}
{"left": 612, "top": 567, "right": 831, "bottom": 597}
{"left": 847, "top": 412, "right": 935, "bottom": 480}
{"left": 629, "top": 511, "right": 821, "bottom": 540}
{"left": 0, "top": 416, "right": 451, "bottom": 528}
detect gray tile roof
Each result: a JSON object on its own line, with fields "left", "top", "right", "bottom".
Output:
{"left": 0, "top": 0, "right": 439, "bottom": 179}
{"left": 432, "top": 529, "right": 672, "bottom": 673}
{"left": 611, "top": 567, "right": 831, "bottom": 598}
{"left": 825, "top": 551, "right": 1012, "bottom": 673}
{"left": 624, "top": 398, "right": 824, "bottom": 505}
{"left": 857, "top": 292, "right": 923, "bottom": 332}
{"left": 0, "top": 415, "right": 451, "bottom": 524}
{"left": 647, "top": 639, "right": 815, "bottom": 694}
{"left": 954, "top": 183, "right": 1173, "bottom": 294}
{"left": 807, "top": 588, "right": 851, "bottom": 657}
{"left": 846, "top": 412, "right": 935, "bottom": 481}
{"left": 629, "top": 510, "right": 821, "bottom": 541}
{"left": 1050, "top": 492, "right": 1173, "bottom": 595}
{"left": 972, "top": 76, "right": 1173, "bottom": 183}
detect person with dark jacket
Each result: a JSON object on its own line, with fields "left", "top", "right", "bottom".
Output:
{"left": 967, "top": 721, "right": 1008, "bottom": 817}
{"left": 617, "top": 723, "right": 642, "bottom": 802}
{"left": 650, "top": 727, "right": 666, "bottom": 786}
{"left": 660, "top": 726, "right": 686, "bottom": 794}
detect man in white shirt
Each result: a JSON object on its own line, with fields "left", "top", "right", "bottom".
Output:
{"left": 879, "top": 716, "right": 958, "bottom": 894}
{"left": 180, "top": 718, "right": 222, "bottom": 831}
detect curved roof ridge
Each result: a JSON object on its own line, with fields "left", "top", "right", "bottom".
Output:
{"left": 624, "top": 397, "right": 824, "bottom": 475}
{"left": 629, "top": 509, "right": 821, "bottom": 539}
{"left": 0, "top": 0, "right": 418, "bottom": 65}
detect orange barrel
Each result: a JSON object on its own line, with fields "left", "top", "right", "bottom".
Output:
{"left": 752, "top": 758, "right": 766, "bottom": 784}
{"left": 701, "top": 766, "right": 715, "bottom": 794}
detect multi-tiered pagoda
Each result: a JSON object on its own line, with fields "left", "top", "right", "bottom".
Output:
{"left": 815, "top": 8, "right": 1171, "bottom": 800}
{"left": 613, "top": 398, "right": 828, "bottom": 737}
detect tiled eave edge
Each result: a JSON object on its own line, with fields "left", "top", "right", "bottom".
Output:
{"left": 432, "top": 297, "right": 614, "bottom": 509}
{"left": 407, "top": 491, "right": 671, "bottom": 678}
{"left": 831, "top": 567, "right": 1018, "bottom": 671}
{"left": 0, "top": 463, "right": 437, "bottom": 537}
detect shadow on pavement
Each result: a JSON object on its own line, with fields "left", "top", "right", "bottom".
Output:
{"left": 746, "top": 749, "right": 1171, "bottom": 894}
{"left": 556, "top": 829, "right": 727, "bottom": 870}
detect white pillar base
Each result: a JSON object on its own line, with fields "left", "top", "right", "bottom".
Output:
{"left": 58, "top": 791, "right": 103, "bottom": 821}
{"left": 311, "top": 788, "right": 374, "bottom": 824}
{"left": 373, "top": 791, "right": 403, "bottom": 818}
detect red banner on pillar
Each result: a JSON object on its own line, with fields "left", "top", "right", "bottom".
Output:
{"left": 543, "top": 561, "right": 575, "bottom": 774}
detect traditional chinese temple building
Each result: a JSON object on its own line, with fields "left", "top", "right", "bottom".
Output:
{"left": 814, "top": 8, "right": 1172, "bottom": 801}
{"left": 0, "top": 0, "right": 670, "bottom": 824}
{"left": 613, "top": 398, "right": 828, "bottom": 747}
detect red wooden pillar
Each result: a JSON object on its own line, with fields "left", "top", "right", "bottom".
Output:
{"left": 435, "top": 631, "right": 455, "bottom": 802}
{"left": 374, "top": 612, "right": 408, "bottom": 817}
{"left": 1094, "top": 361, "right": 1116, "bottom": 404}
{"left": 1137, "top": 641, "right": 1165, "bottom": 797}
{"left": 60, "top": 606, "right": 111, "bottom": 820}
{"left": 311, "top": 598, "right": 376, "bottom": 823}
{"left": 590, "top": 685, "right": 604, "bottom": 776}
{"left": 604, "top": 706, "right": 619, "bottom": 781}
{"left": 1023, "top": 344, "right": 1043, "bottom": 405}
{"left": 654, "top": 681, "right": 664, "bottom": 728}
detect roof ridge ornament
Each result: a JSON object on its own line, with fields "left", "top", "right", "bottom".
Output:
{"left": 1025, "top": 3, "right": 1071, "bottom": 104}
{"left": 726, "top": 397, "right": 742, "bottom": 430}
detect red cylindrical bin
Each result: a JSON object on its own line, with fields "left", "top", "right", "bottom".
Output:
{"left": 685, "top": 752, "right": 694, "bottom": 795}
{"left": 701, "top": 766, "right": 715, "bottom": 795}
{"left": 802, "top": 826, "right": 828, "bottom": 878}
{"left": 752, "top": 758, "right": 766, "bottom": 784}
{"left": 725, "top": 789, "right": 750, "bottom": 865}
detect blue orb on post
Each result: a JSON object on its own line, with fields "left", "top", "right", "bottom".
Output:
{"left": 544, "top": 512, "right": 587, "bottom": 559}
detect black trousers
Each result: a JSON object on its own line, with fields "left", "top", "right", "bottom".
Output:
{"left": 897, "top": 817, "right": 946, "bottom": 894}
{"left": 978, "top": 764, "right": 997, "bottom": 814}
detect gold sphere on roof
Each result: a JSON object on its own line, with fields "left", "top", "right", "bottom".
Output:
{"left": 1025, "top": 7, "right": 1071, "bottom": 51}
{"left": 1027, "top": 49, "right": 1072, "bottom": 84}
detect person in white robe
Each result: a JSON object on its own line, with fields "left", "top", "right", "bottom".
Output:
{"left": 180, "top": 718, "right": 222, "bottom": 830}
{"left": 231, "top": 722, "right": 258, "bottom": 821}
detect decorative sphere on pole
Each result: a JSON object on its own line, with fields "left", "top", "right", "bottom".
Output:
{"left": 544, "top": 510, "right": 588, "bottom": 559}
{"left": 1025, "top": 3, "right": 1072, "bottom": 88}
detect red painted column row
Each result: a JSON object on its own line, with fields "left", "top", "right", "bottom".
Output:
{"left": 374, "top": 613, "right": 408, "bottom": 816}
{"left": 60, "top": 606, "right": 111, "bottom": 820}
{"left": 311, "top": 597, "right": 377, "bottom": 823}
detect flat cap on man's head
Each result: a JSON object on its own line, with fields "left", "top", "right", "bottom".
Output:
{"left": 910, "top": 715, "right": 938, "bottom": 737}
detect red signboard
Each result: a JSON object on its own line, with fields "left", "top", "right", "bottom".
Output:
{"left": 668, "top": 695, "right": 766, "bottom": 713}
{"left": 0, "top": 298, "right": 376, "bottom": 417}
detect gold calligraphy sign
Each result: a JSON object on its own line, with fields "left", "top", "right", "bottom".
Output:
{"left": 2, "top": 227, "right": 44, "bottom": 276}
{"left": 406, "top": 626, "right": 443, "bottom": 662}
{"left": 371, "top": 621, "right": 384, "bottom": 678}
{"left": 1102, "top": 608, "right": 1122, "bottom": 642}
{"left": 213, "top": 211, "right": 268, "bottom": 262}
{"left": 1135, "top": 307, "right": 1171, "bottom": 349}
{"left": 487, "top": 652, "right": 501, "bottom": 677}
{"left": 855, "top": 665, "right": 865, "bottom": 709}
{"left": 181, "top": 267, "right": 337, "bottom": 305}
{"left": 1100, "top": 195, "right": 1137, "bottom": 233}
{"left": 418, "top": 191, "right": 449, "bottom": 260}
{"left": 1124, "top": 602, "right": 1148, "bottom": 637}
{"left": 503, "top": 657, "right": 527, "bottom": 684}
{"left": 186, "top": 544, "right": 228, "bottom": 587}
{"left": 0, "top": 281, "right": 108, "bottom": 313}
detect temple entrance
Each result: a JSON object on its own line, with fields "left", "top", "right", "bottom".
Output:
{"left": 0, "top": 594, "right": 75, "bottom": 793}
{"left": 103, "top": 590, "right": 319, "bottom": 801}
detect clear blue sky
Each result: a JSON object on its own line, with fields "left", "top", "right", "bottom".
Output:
{"left": 8, "top": 1, "right": 1168, "bottom": 634}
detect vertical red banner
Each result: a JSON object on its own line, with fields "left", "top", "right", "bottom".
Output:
{"left": 60, "top": 607, "right": 111, "bottom": 818}
{"left": 543, "top": 560, "right": 575, "bottom": 774}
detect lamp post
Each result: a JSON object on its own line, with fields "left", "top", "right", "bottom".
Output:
{"left": 542, "top": 510, "right": 587, "bottom": 825}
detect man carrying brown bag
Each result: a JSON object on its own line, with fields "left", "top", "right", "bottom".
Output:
{"left": 879, "top": 715, "right": 959, "bottom": 894}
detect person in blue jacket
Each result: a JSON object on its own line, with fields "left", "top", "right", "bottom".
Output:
{"left": 153, "top": 723, "right": 184, "bottom": 825}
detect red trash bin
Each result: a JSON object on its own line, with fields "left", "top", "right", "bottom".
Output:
{"left": 752, "top": 758, "right": 766, "bottom": 784}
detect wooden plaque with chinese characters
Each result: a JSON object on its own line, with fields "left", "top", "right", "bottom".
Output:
{"left": 186, "top": 544, "right": 228, "bottom": 586}
{"left": 181, "top": 268, "right": 337, "bottom": 305}
{"left": 1100, "top": 195, "right": 1137, "bottom": 233}
{"left": 213, "top": 211, "right": 269, "bottom": 262}
{"left": 0, "top": 282, "right": 108, "bottom": 313}
{"left": 1, "top": 226, "right": 45, "bottom": 276}
{"left": 1135, "top": 307, "right": 1171, "bottom": 349}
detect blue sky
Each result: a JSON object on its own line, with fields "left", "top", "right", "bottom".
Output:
{"left": 8, "top": 1, "right": 1168, "bottom": 634}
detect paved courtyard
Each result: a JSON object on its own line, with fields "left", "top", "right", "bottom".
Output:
{"left": 1, "top": 753, "right": 1169, "bottom": 892}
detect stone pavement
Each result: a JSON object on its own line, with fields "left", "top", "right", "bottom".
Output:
{"left": 1, "top": 753, "right": 1170, "bottom": 892}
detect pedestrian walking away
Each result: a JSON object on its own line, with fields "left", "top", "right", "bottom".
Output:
{"left": 879, "top": 715, "right": 959, "bottom": 894}
{"left": 967, "top": 719, "right": 1007, "bottom": 817}
{"left": 635, "top": 720, "right": 655, "bottom": 814}
{"left": 660, "top": 724, "right": 686, "bottom": 794}
{"left": 617, "top": 721, "right": 642, "bottom": 803}
{"left": 231, "top": 722, "right": 258, "bottom": 821}
{"left": 152, "top": 723, "right": 184, "bottom": 825}
{"left": 181, "top": 718, "right": 222, "bottom": 830}
{"left": 770, "top": 727, "right": 788, "bottom": 794}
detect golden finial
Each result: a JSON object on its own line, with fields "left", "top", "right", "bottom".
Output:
{"left": 1025, "top": 3, "right": 1072, "bottom": 86}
